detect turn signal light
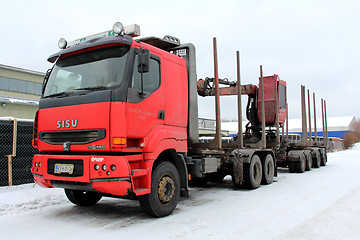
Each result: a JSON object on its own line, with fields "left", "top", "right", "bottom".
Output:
{"left": 113, "top": 137, "right": 126, "bottom": 145}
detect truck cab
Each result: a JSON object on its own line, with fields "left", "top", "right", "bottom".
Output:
{"left": 32, "top": 22, "right": 191, "bottom": 217}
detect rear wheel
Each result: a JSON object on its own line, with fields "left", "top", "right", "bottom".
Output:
{"left": 320, "top": 149, "right": 327, "bottom": 166}
{"left": 261, "top": 154, "right": 274, "bottom": 185}
{"left": 244, "top": 155, "right": 262, "bottom": 189}
{"left": 305, "top": 151, "right": 312, "bottom": 171}
{"left": 312, "top": 150, "right": 321, "bottom": 168}
{"left": 64, "top": 189, "right": 102, "bottom": 206}
{"left": 293, "top": 151, "right": 306, "bottom": 173}
{"left": 139, "top": 161, "right": 180, "bottom": 217}
{"left": 288, "top": 162, "right": 296, "bottom": 173}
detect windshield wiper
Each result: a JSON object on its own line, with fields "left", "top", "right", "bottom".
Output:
{"left": 74, "top": 86, "right": 108, "bottom": 91}
{"left": 43, "top": 91, "right": 69, "bottom": 98}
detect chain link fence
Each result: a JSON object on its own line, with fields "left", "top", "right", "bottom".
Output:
{"left": 0, "top": 119, "right": 39, "bottom": 186}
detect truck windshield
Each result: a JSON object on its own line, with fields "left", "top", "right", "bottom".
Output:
{"left": 43, "top": 45, "right": 130, "bottom": 98}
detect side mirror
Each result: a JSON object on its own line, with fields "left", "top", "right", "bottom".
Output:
{"left": 137, "top": 48, "right": 150, "bottom": 73}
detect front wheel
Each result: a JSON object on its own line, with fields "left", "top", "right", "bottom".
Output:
{"left": 64, "top": 189, "right": 102, "bottom": 206}
{"left": 139, "top": 161, "right": 180, "bottom": 217}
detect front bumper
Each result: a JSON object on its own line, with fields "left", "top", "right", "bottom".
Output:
{"left": 32, "top": 154, "right": 132, "bottom": 197}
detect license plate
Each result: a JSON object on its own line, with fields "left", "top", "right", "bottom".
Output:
{"left": 54, "top": 164, "right": 74, "bottom": 174}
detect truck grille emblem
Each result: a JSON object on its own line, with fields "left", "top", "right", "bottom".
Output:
{"left": 63, "top": 142, "right": 71, "bottom": 151}
{"left": 57, "top": 119, "right": 78, "bottom": 129}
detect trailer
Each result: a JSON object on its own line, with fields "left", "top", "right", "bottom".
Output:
{"left": 275, "top": 86, "right": 328, "bottom": 173}
{"left": 31, "top": 22, "right": 328, "bottom": 217}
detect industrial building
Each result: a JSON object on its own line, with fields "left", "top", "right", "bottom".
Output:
{"left": 287, "top": 116, "right": 357, "bottom": 139}
{"left": 222, "top": 116, "right": 357, "bottom": 140}
{"left": 0, "top": 64, "right": 43, "bottom": 119}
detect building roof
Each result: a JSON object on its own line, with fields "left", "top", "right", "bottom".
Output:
{"left": 0, "top": 95, "right": 39, "bottom": 106}
{"left": 288, "top": 116, "right": 357, "bottom": 132}
{"left": 0, "top": 63, "right": 44, "bottom": 76}
{"left": 221, "top": 116, "right": 357, "bottom": 133}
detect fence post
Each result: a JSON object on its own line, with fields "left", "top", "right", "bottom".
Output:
{"left": 7, "top": 118, "right": 17, "bottom": 186}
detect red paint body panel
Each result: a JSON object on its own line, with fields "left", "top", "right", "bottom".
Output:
{"left": 32, "top": 154, "right": 137, "bottom": 196}
{"left": 257, "top": 75, "right": 287, "bottom": 125}
{"left": 37, "top": 102, "right": 111, "bottom": 152}
{"left": 32, "top": 38, "right": 189, "bottom": 197}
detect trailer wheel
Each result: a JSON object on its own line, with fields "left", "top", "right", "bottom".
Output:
{"left": 305, "top": 151, "right": 312, "bottom": 171}
{"left": 261, "top": 154, "right": 274, "bottom": 185}
{"left": 320, "top": 149, "right": 327, "bottom": 166}
{"left": 139, "top": 161, "right": 180, "bottom": 217}
{"left": 288, "top": 162, "right": 296, "bottom": 173}
{"left": 64, "top": 189, "right": 102, "bottom": 206}
{"left": 294, "top": 152, "right": 306, "bottom": 173}
{"left": 312, "top": 150, "right": 321, "bottom": 168}
{"left": 244, "top": 155, "right": 262, "bottom": 189}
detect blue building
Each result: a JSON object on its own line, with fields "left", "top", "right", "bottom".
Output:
{"left": 287, "top": 116, "right": 357, "bottom": 139}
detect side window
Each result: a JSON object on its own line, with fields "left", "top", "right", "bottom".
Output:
{"left": 132, "top": 57, "right": 160, "bottom": 93}
{"left": 279, "top": 83, "right": 286, "bottom": 109}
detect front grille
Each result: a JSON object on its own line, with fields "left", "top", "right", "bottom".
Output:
{"left": 39, "top": 129, "right": 105, "bottom": 144}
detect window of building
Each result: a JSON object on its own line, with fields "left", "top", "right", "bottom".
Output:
{"left": 0, "top": 76, "right": 42, "bottom": 96}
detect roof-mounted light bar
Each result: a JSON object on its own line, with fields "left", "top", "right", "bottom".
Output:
{"left": 57, "top": 22, "right": 140, "bottom": 49}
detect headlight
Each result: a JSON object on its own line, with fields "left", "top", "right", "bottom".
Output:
{"left": 102, "top": 164, "right": 107, "bottom": 171}
{"left": 111, "top": 165, "right": 116, "bottom": 171}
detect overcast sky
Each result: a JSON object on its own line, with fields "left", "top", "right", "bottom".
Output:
{"left": 1, "top": 0, "right": 359, "bottom": 120}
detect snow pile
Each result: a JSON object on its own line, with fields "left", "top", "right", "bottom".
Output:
{"left": 350, "top": 141, "right": 360, "bottom": 150}
{"left": 1, "top": 148, "right": 360, "bottom": 240}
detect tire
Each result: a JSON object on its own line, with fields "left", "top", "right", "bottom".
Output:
{"left": 288, "top": 162, "right": 296, "bottom": 173}
{"left": 312, "top": 149, "right": 321, "bottom": 168}
{"left": 261, "top": 154, "right": 274, "bottom": 185}
{"left": 139, "top": 161, "right": 180, "bottom": 217}
{"left": 244, "top": 155, "right": 262, "bottom": 189}
{"left": 64, "top": 189, "right": 102, "bottom": 206}
{"left": 305, "top": 151, "right": 312, "bottom": 171}
{"left": 320, "top": 149, "right": 327, "bottom": 166}
{"left": 232, "top": 153, "right": 243, "bottom": 188}
{"left": 294, "top": 151, "right": 306, "bottom": 173}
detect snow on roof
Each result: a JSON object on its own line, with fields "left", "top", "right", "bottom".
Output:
{"left": 0, "top": 63, "right": 44, "bottom": 76}
{"left": 0, "top": 95, "right": 39, "bottom": 106}
{"left": 221, "top": 116, "right": 357, "bottom": 133}
{"left": 222, "top": 121, "right": 247, "bottom": 133}
{"left": 288, "top": 116, "right": 357, "bottom": 132}
{"left": 0, "top": 117, "right": 34, "bottom": 122}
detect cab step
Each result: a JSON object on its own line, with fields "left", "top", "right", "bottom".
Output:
{"left": 131, "top": 169, "right": 149, "bottom": 178}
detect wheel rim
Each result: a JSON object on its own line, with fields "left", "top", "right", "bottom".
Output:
{"left": 157, "top": 174, "right": 175, "bottom": 204}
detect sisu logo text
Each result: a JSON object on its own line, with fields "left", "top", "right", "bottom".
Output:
{"left": 57, "top": 119, "right": 78, "bottom": 129}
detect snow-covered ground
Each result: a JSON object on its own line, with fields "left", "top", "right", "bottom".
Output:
{"left": 2, "top": 145, "right": 360, "bottom": 240}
